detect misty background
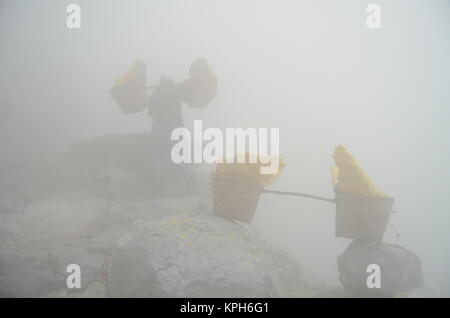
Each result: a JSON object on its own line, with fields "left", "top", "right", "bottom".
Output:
{"left": 0, "top": 0, "right": 449, "bottom": 296}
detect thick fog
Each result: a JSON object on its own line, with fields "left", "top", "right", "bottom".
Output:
{"left": 1, "top": 0, "right": 449, "bottom": 297}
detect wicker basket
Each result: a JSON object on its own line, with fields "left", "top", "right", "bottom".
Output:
{"left": 334, "top": 188, "right": 394, "bottom": 240}
{"left": 212, "top": 173, "right": 263, "bottom": 223}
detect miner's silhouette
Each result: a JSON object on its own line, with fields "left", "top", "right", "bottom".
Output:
{"left": 110, "top": 58, "right": 217, "bottom": 196}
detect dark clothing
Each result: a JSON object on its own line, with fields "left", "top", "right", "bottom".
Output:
{"left": 148, "top": 78, "right": 184, "bottom": 163}
{"left": 147, "top": 78, "right": 189, "bottom": 196}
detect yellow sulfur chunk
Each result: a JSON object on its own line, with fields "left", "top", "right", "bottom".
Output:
{"left": 331, "top": 145, "right": 387, "bottom": 197}
{"left": 331, "top": 165, "right": 339, "bottom": 187}
{"left": 115, "top": 59, "right": 146, "bottom": 85}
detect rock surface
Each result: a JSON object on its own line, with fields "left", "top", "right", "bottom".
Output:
{"left": 0, "top": 269, "right": 64, "bottom": 298}
{"left": 337, "top": 240, "right": 424, "bottom": 297}
{"left": 0, "top": 191, "right": 324, "bottom": 297}
{"left": 108, "top": 213, "right": 322, "bottom": 297}
{"left": 0, "top": 191, "right": 210, "bottom": 297}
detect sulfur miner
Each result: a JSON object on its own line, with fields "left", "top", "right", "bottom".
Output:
{"left": 110, "top": 58, "right": 217, "bottom": 196}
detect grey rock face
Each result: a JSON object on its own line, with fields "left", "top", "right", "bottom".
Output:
{"left": 337, "top": 240, "right": 424, "bottom": 297}
{"left": 108, "top": 213, "right": 320, "bottom": 298}
{"left": 0, "top": 193, "right": 219, "bottom": 297}
{"left": 399, "top": 287, "right": 435, "bottom": 298}
{"left": 49, "top": 281, "right": 108, "bottom": 298}
{"left": 0, "top": 132, "right": 331, "bottom": 298}
{"left": 0, "top": 270, "right": 64, "bottom": 297}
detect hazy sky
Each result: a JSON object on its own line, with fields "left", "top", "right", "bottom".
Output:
{"left": 1, "top": 0, "right": 449, "bottom": 296}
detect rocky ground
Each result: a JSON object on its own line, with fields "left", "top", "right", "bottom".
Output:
{"left": 0, "top": 133, "right": 330, "bottom": 297}
{"left": 0, "top": 192, "right": 332, "bottom": 297}
{"left": 0, "top": 133, "right": 431, "bottom": 297}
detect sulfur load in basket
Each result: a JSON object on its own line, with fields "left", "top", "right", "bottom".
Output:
{"left": 181, "top": 58, "right": 218, "bottom": 109}
{"left": 213, "top": 153, "right": 284, "bottom": 223}
{"left": 331, "top": 145, "right": 394, "bottom": 240}
{"left": 110, "top": 59, "right": 148, "bottom": 114}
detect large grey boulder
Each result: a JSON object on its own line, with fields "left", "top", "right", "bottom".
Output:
{"left": 0, "top": 194, "right": 215, "bottom": 297}
{"left": 337, "top": 240, "right": 424, "bottom": 297}
{"left": 108, "top": 213, "right": 321, "bottom": 297}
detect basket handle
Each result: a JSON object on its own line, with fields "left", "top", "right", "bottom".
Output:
{"left": 261, "top": 189, "right": 336, "bottom": 203}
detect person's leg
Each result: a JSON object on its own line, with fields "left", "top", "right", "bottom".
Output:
{"left": 149, "top": 120, "right": 190, "bottom": 197}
